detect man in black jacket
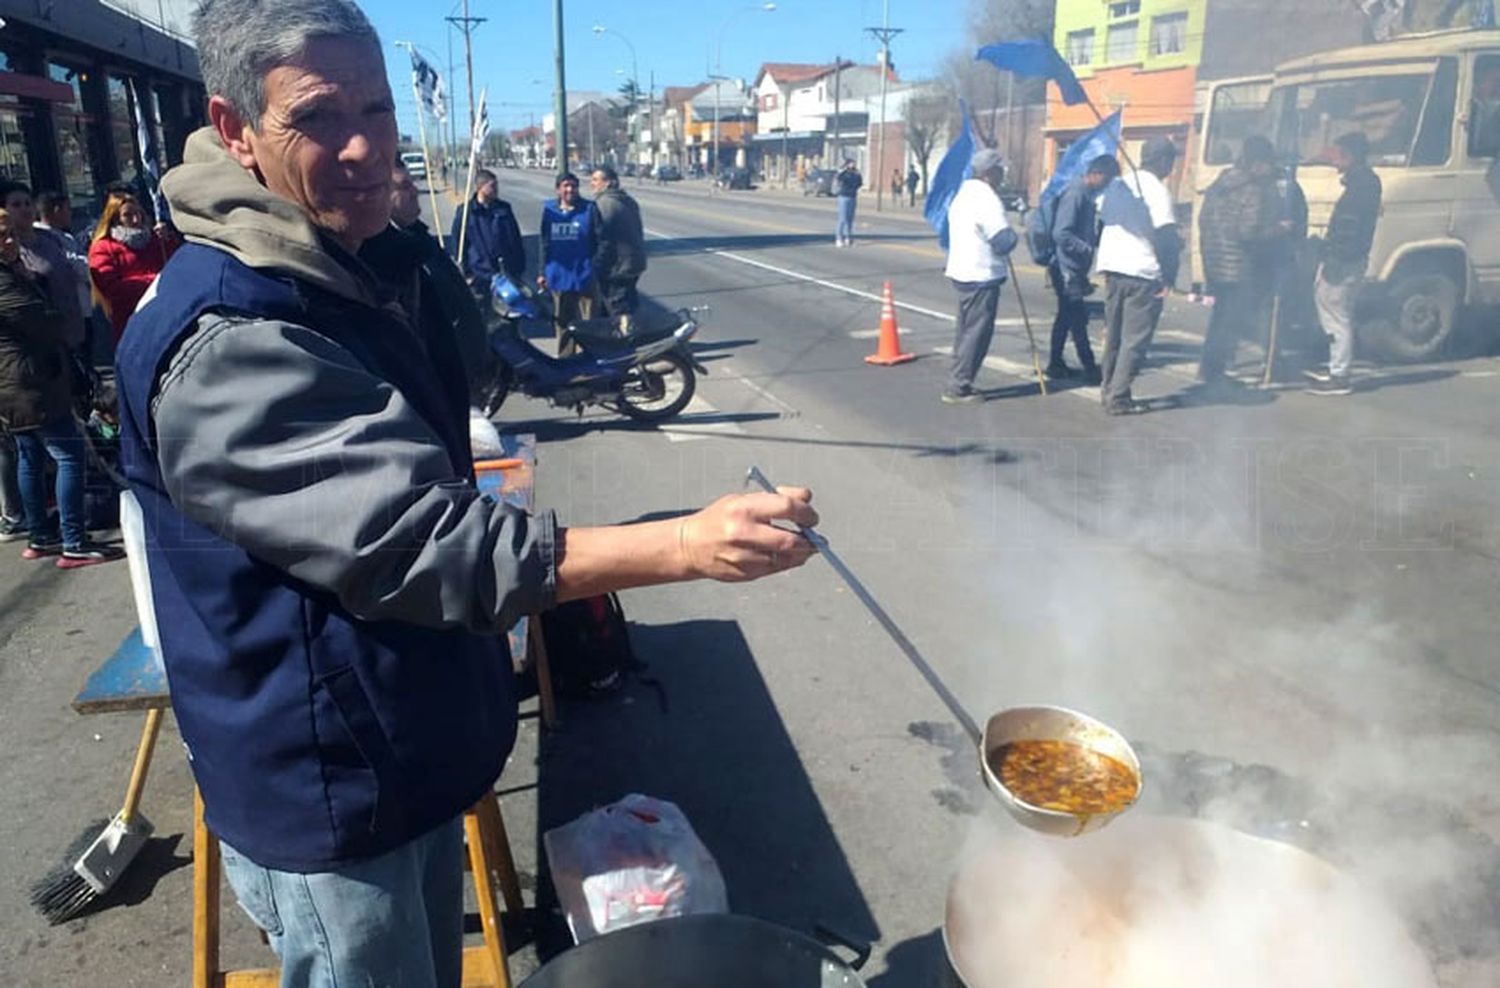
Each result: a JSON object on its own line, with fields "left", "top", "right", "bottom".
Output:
{"left": 588, "top": 165, "right": 647, "bottom": 330}
{"left": 450, "top": 168, "right": 526, "bottom": 295}
{"left": 1046, "top": 154, "right": 1119, "bottom": 383}
{"left": 1306, "top": 132, "right": 1381, "bottom": 396}
{"left": 1196, "top": 135, "right": 1283, "bottom": 386}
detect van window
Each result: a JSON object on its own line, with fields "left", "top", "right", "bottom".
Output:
{"left": 1270, "top": 68, "right": 1434, "bottom": 167}
{"left": 1204, "top": 80, "right": 1272, "bottom": 166}
{"left": 1468, "top": 53, "right": 1500, "bottom": 159}
{"left": 1411, "top": 58, "right": 1457, "bottom": 166}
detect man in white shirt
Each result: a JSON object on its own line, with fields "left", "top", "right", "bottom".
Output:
{"left": 1095, "top": 137, "right": 1181, "bottom": 415}
{"left": 941, "top": 147, "right": 1019, "bottom": 404}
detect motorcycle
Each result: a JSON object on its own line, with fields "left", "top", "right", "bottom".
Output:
{"left": 481, "top": 274, "right": 705, "bottom": 422}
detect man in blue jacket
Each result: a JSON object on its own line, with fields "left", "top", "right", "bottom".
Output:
{"left": 1046, "top": 154, "right": 1119, "bottom": 384}
{"left": 114, "top": 2, "right": 819, "bottom": 984}
{"left": 538, "top": 171, "right": 596, "bottom": 355}
{"left": 450, "top": 167, "right": 526, "bottom": 293}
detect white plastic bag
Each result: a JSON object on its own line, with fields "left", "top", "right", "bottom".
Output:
{"left": 469, "top": 407, "right": 505, "bottom": 460}
{"left": 543, "top": 794, "right": 728, "bottom": 942}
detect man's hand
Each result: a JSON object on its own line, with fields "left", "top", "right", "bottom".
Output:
{"left": 678, "top": 487, "right": 819, "bottom": 582}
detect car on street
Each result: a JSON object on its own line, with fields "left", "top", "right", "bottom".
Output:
{"left": 623, "top": 162, "right": 638, "bottom": 178}
{"left": 802, "top": 168, "right": 836, "bottom": 197}
{"left": 655, "top": 165, "right": 683, "bottom": 181}
{"left": 717, "top": 167, "right": 753, "bottom": 190}
{"left": 399, "top": 151, "right": 427, "bottom": 180}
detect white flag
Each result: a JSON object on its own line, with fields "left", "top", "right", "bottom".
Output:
{"left": 410, "top": 50, "right": 447, "bottom": 122}
{"left": 470, "top": 88, "right": 490, "bottom": 158}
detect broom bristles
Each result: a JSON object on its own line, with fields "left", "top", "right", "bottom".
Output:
{"left": 29, "top": 818, "right": 111, "bottom": 925}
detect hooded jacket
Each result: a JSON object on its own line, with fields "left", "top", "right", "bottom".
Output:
{"left": 115, "top": 128, "right": 556, "bottom": 870}
{"left": 1321, "top": 163, "right": 1382, "bottom": 284}
{"left": 1197, "top": 166, "right": 1281, "bottom": 288}
{"left": 89, "top": 231, "right": 176, "bottom": 340}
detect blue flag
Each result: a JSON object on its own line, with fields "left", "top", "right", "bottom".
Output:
{"left": 924, "top": 101, "right": 975, "bottom": 249}
{"left": 975, "top": 39, "right": 1088, "bottom": 107}
{"left": 1039, "top": 110, "right": 1122, "bottom": 208}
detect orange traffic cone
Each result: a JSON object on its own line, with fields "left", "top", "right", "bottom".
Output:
{"left": 865, "top": 281, "right": 915, "bottom": 366}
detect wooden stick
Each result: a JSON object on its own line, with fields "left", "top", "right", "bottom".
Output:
{"left": 192, "top": 788, "right": 220, "bottom": 988}
{"left": 1262, "top": 293, "right": 1283, "bottom": 388}
{"left": 1006, "top": 254, "right": 1048, "bottom": 396}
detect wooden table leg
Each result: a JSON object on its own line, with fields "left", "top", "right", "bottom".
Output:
{"left": 528, "top": 615, "right": 557, "bottom": 730}
{"left": 192, "top": 787, "right": 220, "bottom": 988}
{"left": 464, "top": 801, "right": 513, "bottom": 988}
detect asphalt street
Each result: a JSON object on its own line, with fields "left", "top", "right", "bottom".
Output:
{"left": 2, "top": 168, "right": 1497, "bottom": 986}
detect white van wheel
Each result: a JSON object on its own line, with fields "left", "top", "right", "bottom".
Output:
{"left": 1363, "top": 272, "right": 1459, "bottom": 364}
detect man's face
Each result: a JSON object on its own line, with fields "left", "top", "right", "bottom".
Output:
{"left": 0, "top": 216, "right": 19, "bottom": 264}
{"left": 557, "top": 178, "right": 579, "bottom": 207}
{"left": 589, "top": 171, "right": 607, "bottom": 194}
{"left": 1084, "top": 170, "right": 1108, "bottom": 191}
{"left": 212, "top": 36, "right": 397, "bottom": 250}
{"left": 2, "top": 191, "right": 35, "bottom": 235}
{"left": 477, "top": 177, "right": 497, "bottom": 203}
{"left": 390, "top": 165, "right": 420, "bottom": 226}
{"left": 1326, "top": 145, "right": 1353, "bottom": 173}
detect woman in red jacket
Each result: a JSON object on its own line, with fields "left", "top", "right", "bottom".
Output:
{"left": 88, "top": 192, "right": 177, "bottom": 341}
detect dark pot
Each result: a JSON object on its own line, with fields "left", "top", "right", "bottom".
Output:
{"left": 520, "top": 914, "right": 870, "bottom": 988}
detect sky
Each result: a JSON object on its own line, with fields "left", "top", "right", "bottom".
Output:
{"left": 364, "top": 0, "right": 970, "bottom": 136}
{"left": 134, "top": 0, "right": 969, "bottom": 137}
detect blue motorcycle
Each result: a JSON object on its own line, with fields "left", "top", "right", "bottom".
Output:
{"left": 483, "top": 275, "right": 703, "bottom": 422}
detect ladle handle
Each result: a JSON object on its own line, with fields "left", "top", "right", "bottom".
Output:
{"left": 746, "top": 466, "right": 983, "bottom": 745}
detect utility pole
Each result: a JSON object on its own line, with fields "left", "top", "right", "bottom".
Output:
{"left": 446, "top": 0, "right": 486, "bottom": 163}
{"left": 554, "top": 0, "right": 569, "bottom": 169}
{"left": 446, "top": 26, "right": 459, "bottom": 166}
{"left": 831, "top": 55, "right": 842, "bottom": 166}
{"left": 648, "top": 69, "right": 656, "bottom": 170}
{"left": 865, "top": 0, "right": 903, "bottom": 213}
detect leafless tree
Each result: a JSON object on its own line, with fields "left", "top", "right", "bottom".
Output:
{"left": 903, "top": 90, "right": 952, "bottom": 197}
{"left": 941, "top": 0, "right": 1056, "bottom": 145}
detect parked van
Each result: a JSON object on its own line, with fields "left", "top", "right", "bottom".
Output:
{"left": 1195, "top": 29, "right": 1500, "bottom": 362}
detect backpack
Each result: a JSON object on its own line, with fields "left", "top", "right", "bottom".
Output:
{"left": 539, "top": 593, "right": 639, "bottom": 697}
{"left": 1025, "top": 193, "right": 1059, "bottom": 267}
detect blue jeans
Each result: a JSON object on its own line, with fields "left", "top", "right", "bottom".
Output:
{"left": 14, "top": 416, "right": 86, "bottom": 548}
{"left": 221, "top": 817, "right": 465, "bottom": 988}
{"left": 836, "top": 195, "right": 857, "bottom": 242}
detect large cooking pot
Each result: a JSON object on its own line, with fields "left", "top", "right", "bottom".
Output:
{"left": 520, "top": 914, "right": 871, "bottom": 988}
{"left": 941, "top": 815, "right": 1437, "bottom": 988}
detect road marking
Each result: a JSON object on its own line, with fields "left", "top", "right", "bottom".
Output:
{"left": 642, "top": 196, "right": 950, "bottom": 261}
{"left": 931, "top": 345, "right": 1099, "bottom": 403}
{"left": 848, "top": 318, "right": 1024, "bottom": 340}
{"left": 718, "top": 362, "right": 802, "bottom": 418}
{"left": 660, "top": 394, "right": 748, "bottom": 442}
{"left": 645, "top": 225, "right": 959, "bottom": 323}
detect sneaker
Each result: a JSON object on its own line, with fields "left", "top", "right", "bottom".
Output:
{"left": 57, "top": 541, "right": 125, "bottom": 569}
{"left": 1105, "top": 400, "right": 1149, "bottom": 416}
{"left": 834, "top": 237, "right": 843, "bottom": 247}
{"left": 0, "top": 516, "right": 26, "bottom": 543}
{"left": 940, "top": 386, "right": 982, "bottom": 405}
{"left": 1044, "top": 362, "right": 1077, "bottom": 380}
{"left": 1081, "top": 366, "right": 1103, "bottom": 386}
{"left": 1302, "top": 367, "right": 1333, "bottom": 384}
{"left": 1306, "top": 376, "right": 1353, "bottom": 397}
{"left": 22, "top": 537, "right": 63, "bottom": 559}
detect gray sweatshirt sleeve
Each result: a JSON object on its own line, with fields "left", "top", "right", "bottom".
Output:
{"left": 152, "top": 314, "right": 557, "bottom": 634}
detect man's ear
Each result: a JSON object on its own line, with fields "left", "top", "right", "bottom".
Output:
{"left": 207, "top": 95, "right": 258, "bottom": 170}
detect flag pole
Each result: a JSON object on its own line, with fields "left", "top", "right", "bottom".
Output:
{"left": 411, "top": 77, "right": 446, "bottom": 249}
{"left": 1006, "top": 253, "right": 1048, "bottom": 396}
{"left": 456, "top": 87, "right": 485, "bottom": 269}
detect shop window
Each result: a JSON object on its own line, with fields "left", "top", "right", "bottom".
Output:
{"left": 1067, "top": 29, "right": 1095, "bottom": 67}
{"left": 1151, "top": 12, "right": 1188, "bottom": 57}
{"left": 48, "top": 62, "right": 98, "bottom": 212}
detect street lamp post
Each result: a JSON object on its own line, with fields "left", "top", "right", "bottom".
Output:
{"left": 593, "top": 24, "right": 639, "bottom": 168}
{"left": 712, "top": 2, "right": 776, "bottom": 179}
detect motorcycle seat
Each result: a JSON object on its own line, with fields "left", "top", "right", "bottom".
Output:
{"left": 571, "top": 320, "right": 686, "bottom": 353}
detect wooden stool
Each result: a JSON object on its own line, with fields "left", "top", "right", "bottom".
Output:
{"left": 192, "top": 789, "right": 525, "bottom": 988}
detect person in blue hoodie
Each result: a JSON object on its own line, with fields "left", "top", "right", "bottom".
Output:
{"left": 449, "top": 167, "right": 526, "bottom": 294}
{"left": 537, "top": 171, "right": 597, "bottom": 355}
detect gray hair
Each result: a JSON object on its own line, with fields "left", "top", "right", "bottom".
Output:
{"left": 193, "top": 0, "right": 381, "bottom": 126}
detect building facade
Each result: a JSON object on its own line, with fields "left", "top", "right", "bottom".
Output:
{"left": 751, "top": 61, "right": 892, "bottom": 183}
{"left": 1049, "top": 0, "right": 1206, "bottom": 196}
{"left": 0, "top": 0, "right": 204, "bottom": 221}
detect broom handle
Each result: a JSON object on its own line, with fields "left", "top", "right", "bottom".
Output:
{"left": 120, "top": 708, "right": 164, "bottom": 824}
